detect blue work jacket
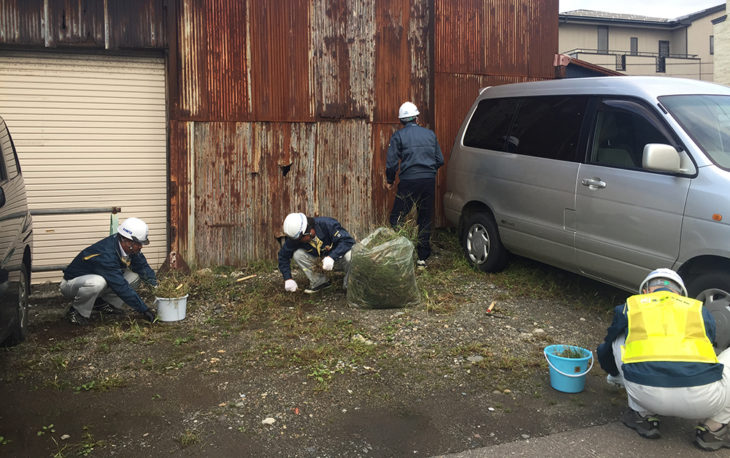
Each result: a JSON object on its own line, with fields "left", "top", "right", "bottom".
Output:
{"left": 386, "top": 121, "right": 444, "bottom": 183}
{"left": 278, "top": 217, "right": 355, "bottom": 280}
{"left": 63, "top": 234, "right": 158, "bottom": 312}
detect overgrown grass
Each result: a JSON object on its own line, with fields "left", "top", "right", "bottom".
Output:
{"left": 10, "top": 227, "right": 623, "bottom": 399}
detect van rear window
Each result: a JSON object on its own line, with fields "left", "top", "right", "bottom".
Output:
{"left": 463, "top": 98, "right": 519, "bottom": 151}
{"left": 464, "top": 95, "right": 587, "bottom": 161}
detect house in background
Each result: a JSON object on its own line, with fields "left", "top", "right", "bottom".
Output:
{"left": 559, "top": 4, "right": 725, "bottom": 81}
{"left": 713, "top": 1, "right": 730, "bottom": 84}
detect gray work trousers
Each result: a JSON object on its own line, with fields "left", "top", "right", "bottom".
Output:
{"left": 59, "top": 270, "right": 140, "bottom": 318}
{"left": 292, "top": 249, "right": 352, "bottom": 289}
{"left": 612, "top": 334, "right": 730, "bottom": 424}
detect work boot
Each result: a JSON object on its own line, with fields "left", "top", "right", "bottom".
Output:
{"left": 304, "top": 281, "right": 332, "bottom": 294}
{"left": 66, "top": 307, "right": 89, "bottom": 326}
{"left": 622, "top": 409, "right": 660, "bottom": 439}
{"left": 695, "top": 424, "right": 730, "bottom": 451}
{"left": 93, "top": 301, "right": 123, "bottom": 316}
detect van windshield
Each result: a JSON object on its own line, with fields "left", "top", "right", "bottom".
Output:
{"left": 660, "top": 94, "right": 730, "bottom": 169}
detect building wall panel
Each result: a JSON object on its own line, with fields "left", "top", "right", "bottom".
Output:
{"left": 373, "top": 0, "right": 432, "bottom": 124}
{"left": 248, "top": 0, "right": 313, "bottom": 121}
{"left": 108, "top": 0, "right": 167, "bottom": 49}
{"left": 314, "top": 120, "right": 373, "bottom": 239}
{"left": 173, "top": 0, "right": 249, "bottom": 120}
{"left": 0, "top": 0, "right": 44, "bottom": 45}
{"left": 310, "top": 0, "right": 375, "bottom": 119}
{"left": 435, "top": 0, "right": 557, "bottom": 78}
{"left": 191, "top": 121, "right": 318, "bottom": 264}
{"left": 371, "top": 122, "right": 401, "bottom": 223}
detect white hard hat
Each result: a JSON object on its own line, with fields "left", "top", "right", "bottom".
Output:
{"left": 118, "top": 217, "right": 150, "bottom": 245}
{"left": 639, "top": 268, "right": 687, "bottom": 296}
{"left": 398, "top": 101, "right": 419, "bottom": 120}
{"left": 283, "top": 212, "right": 308, "bottom": 239}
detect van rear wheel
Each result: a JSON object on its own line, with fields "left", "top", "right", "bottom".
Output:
{"left": 462, "top": 212, "right": 508, "bottom": 272}
{"left": 687, "top": 271, "right": 730, "bottom": 352}
{"left": 2, "top": 263, "right": 29, "bottom": 347}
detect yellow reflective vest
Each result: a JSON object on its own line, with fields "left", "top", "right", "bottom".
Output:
{"left": 622, "top": 291, "right": 718, "bottom": 364}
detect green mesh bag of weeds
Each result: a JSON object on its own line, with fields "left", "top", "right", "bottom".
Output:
{"left": 347, "top": 227, "right": 419, "bottom": 309}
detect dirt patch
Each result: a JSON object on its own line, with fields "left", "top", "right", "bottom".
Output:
{"left": 0, "top": 231, "right": 629, "bottom": 457}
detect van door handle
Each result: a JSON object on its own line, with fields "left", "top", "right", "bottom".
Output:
{"left": 581, "top": 178, "right": 606, "bottom": 189}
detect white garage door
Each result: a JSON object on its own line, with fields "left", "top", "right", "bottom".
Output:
{"left": 0, "top": 51, "right": 167, "bottom": 284}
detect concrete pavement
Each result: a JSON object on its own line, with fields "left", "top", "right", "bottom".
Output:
{"left": 438, "top": 417, "right": 720, "bottom": 457}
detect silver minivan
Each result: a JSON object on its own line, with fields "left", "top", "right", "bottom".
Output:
{"left": 444, "top": 76, "right": 730, "bottom": 347}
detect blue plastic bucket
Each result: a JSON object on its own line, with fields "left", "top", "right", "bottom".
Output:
{"left": 544, "top": 345, "right": 594, "bottom": 393}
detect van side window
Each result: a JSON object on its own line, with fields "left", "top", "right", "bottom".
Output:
{"left": 508, "top": 95, "right": 587, "bottom": 161}
{"left": 590, "top": 100, "right": 672, "bottom": 169}
{"left": 463, "top": 98, "right": 519, "bottom": 151}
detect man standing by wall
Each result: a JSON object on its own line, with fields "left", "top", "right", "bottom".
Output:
{"left": 385, "top": 101, "right": 444, "bottom": 267}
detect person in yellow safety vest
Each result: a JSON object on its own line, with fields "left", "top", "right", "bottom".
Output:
{"left": 597, "top": 268, "right": 730, "bottom": 450}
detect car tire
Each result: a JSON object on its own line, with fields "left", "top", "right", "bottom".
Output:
{"left": 462, "top": 212, "right": 508, "bottom": 273}
{"left": 3, "top": 263, "right": 29, "bottom": 346}
{"left": 686, "top": 271, "right": 730, "bottom": 352}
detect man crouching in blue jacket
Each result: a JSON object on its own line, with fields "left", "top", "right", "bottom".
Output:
{"left": 278, "top": 212, "right": 355, "bottom": 294}
{"left": 60, "top": 217, "right": 158, "bottom": 325}
{"left": 598, "top": 268, "right": 730, "bottom": 450}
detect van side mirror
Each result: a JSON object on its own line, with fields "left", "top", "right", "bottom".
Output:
{"left": 642, "top": 143, "right": 681, "bottom": 173}
{"left": 0, "top": 187, "right": 5, "bottom": 208}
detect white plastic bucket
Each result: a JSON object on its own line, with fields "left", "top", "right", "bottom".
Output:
{"left": 155, "top": 295, "right": 188, "bottom": 322}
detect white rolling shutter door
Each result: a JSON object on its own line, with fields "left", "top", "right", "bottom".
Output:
{"left": 0, "top": 51, "right": 167, "bottom": 283}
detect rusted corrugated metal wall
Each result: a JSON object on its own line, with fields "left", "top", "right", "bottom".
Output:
{"left": 0, "top": 0, "right": 166, "bottom": 49}
{"left": 168, "top": 0, "right": 436, "bottom": 265}
{"left": 433, "top": 0, "right": 559, "bottom": 225}
{"left": 1, "top": 0, "right": 559, "bottom": 266}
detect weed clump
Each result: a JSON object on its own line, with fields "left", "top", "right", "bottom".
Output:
{"left": 554, "top": 346, "right": 587, "bottom": 359}
{"left": 347, "top": 227, "right": 419, "bottom": 309}
{"left": 154, "top": 272, "right": 191, "bottom": 298}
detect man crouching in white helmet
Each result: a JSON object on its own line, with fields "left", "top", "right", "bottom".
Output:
{"left": 278, "top": 212, "right": 355, "bottom": 294}
{"left": 597, "top": 268, "right": 730, "bottom": 450}
{"left": 60, "top": 217, "right": 158, "bottom": 325}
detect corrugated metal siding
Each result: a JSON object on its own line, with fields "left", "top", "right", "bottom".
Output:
{"left": 0, "top": 0, "right": 166, "bottom": 49}
{"left": 311, "top": 0, "right": 374, "bottom": 119}
{"left": 190, "top": 121, "right": 318, "bottom": 264}
{"left": 314, "top": 120, "right": 373, "bottom": 237}
{"left": 248, "top": 0, "right": 312, "bottom": 121}
{"left": 0, "top": 0, "right": 562, "bottom": 266}
{"left": 0, "top": 51, "right": 168, "bottom": 282}
{"left": 432, "top": 0, "right": 559, "bottom": 226}
{"left": 108, "top": 0, "right": 167, "bottom": 49}
{"left": 373, "top": 0, "right": 431, "bottom": 124}
{"left": 434, "top": 0, "right": 558, "bottom": 78}
{"left": 0, "top": 0, "right": 44, "bottom": 45}
{"left": 173, "top": 0, "right": 249, "bottom": 120}
{"left": 371, "top": 122, "right": 401, "bottom": 222}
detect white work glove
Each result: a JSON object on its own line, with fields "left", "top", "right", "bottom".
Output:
{"left": 322, "top": 256, "right": 335, "bottom": 271}
{"left": 284, "top": 279, "right": 298, "bottom": 292}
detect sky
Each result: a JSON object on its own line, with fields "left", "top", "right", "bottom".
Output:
{"left": 559, "top": 0, "right": 725, "bottom": 19}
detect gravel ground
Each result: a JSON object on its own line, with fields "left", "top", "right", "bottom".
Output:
{"left": 0, "top": 230, "right": 631, "bottom": 457}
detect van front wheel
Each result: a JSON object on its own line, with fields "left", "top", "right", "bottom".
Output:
{"left": 687, "top": 272, "right": 730, "bottom": 352}
{"left": 462, "top": 212, "right": 508, "bottom": 272}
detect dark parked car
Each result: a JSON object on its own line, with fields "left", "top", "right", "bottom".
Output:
{"left": 0, "top": 116, "right": 33, "bottom": 346}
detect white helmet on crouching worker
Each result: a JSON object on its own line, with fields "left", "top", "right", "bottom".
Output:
{"left": 283, "top": 212, "right": 308, "bottom": 239}
{"left": 398, "top": 101, "right": 419, "bottom": 121}
{"left": 639, "top": 268, "right": 687, "bottom": 296}
{"left": 118, "top": 217, "right": 150, "bottom": 245}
